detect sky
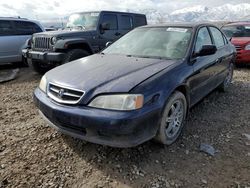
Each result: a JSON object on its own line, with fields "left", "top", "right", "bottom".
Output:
{"left": 1, "top": 0, "right": 250, "bottom": 21}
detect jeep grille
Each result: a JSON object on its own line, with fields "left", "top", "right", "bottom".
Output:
{"left": 33, "top": 36, "right": 51, "bottom": 50}
{"left": 48, "top": 83, "right": 85, "bottom": 104}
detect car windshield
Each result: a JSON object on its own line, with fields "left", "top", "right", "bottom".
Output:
{"left": 222, "top": 25, "right": 250, "bottom": 38}
{"left": 103, "top": 27, "right": 192, "bottom": 59}
{"left": 66, "top": 12, "right": 100, "bottom": 30}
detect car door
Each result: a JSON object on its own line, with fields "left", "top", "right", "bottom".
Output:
{"left": 0, "top": 20, "right": 16, "bottom": 64}
{"left": 189, "top": 26, "right": 218, "bottom": 105}
{"left": 208, "top": 26, "right": 233, "bottom": 86}
{"left": 98, "top": 13, "right": 120, "bottom": 49}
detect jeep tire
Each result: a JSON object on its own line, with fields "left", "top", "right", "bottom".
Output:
{"left": 63, "top": 49, "right": 90, "bottom": 64}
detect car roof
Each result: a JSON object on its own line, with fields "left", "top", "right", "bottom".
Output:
{"left": 140, "top": 22, "right": 218, "bottom": 29}
{"left": 71, "top": 10, "right": 145, "bottom": 16}
{"left": 0, "top": 17, "right": 39, "bottom": 23}
{"left": 0, "top": 17, "right": 29, "bottom": 21}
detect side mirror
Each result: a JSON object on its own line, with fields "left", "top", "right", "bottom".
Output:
{"left": 195, "top": 45, "right": 217, "bottom": 57}
{"left": 106, "top": 41, "right": 112, "bottom": 47}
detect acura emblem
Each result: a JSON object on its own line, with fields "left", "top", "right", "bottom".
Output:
{"left": 58, "top": 89, "right": 65, "bottom": 98}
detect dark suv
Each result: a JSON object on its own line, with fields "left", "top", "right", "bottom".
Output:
{"left": 22, "top": 11, "right": 147, "bottom": 74}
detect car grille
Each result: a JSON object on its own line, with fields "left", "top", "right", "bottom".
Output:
{"left": 47, "top": 83, "right": 85, "bottom": 104}
{"left": 234, "top": 45, "right": 242, "bottom": 51}
{"left": 33, "top": 36, "right": 51, "bottom": 50}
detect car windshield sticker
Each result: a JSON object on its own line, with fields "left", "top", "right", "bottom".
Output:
{"left": 166, "top": 27, "right": 188, "bottom": 32}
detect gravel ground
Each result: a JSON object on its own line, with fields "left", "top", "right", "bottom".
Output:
{"left": 0, "top": 66, "right": 250, "bottom": 188}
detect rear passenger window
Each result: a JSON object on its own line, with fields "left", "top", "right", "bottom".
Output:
{"left": 209, "top": 27, "right": 225, "bottom": 48}
{"left": 102, "top": 14, "right": 118, "bottom": 30}
{"left": 195, "top": 27, "right": 212, "bottom": 53}
{"left": 14, "top": 21, "right": 43, "bottom": 35}
{"left": 120, "top": 15, "right": 133, "bottom": 30}
{"left": 134, "top": 16, "right": 146, "bottom": 27}
{"left": 0, "top": 21, "right": 14, "bottom": 36}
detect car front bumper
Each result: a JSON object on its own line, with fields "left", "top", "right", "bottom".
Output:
{"left": 22, "top": 49, "right": 65, "bottom": 62}
{"left": 34, "top": 88, "right": 161, "bottom": 148}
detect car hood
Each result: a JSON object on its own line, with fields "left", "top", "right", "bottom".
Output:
{"left": 46, "top": 54, "right": 177, "bottom": 102}
{"left": 231, "top": 37, "right": 250, "bottom": 46}
{"left": 34, "top": 29, "right": 95, "bottom": 38}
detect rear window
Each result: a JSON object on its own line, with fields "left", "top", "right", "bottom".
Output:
{"left": 13, "top": 21, "right": 42, "bottom": 35}
{"left": 0, "top": 20, "right": 14, "bottom": 36}
{"left": 134, "top": 16, "right": 146, "bottom": 27}
{"left": 209, "top": 27, "right": 225, "bottom": 48}
{"left": 222, "top": 25, "right": 250, "bottom": 38}
{"left": 120, "top": 15, "right": 133, "bottom": 30}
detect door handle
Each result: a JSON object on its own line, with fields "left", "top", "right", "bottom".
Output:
{"left": 115, "top": 32, "right": 121, "bottom": 36}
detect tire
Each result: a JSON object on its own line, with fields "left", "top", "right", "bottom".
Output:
{"left": 63, "top": 49, "right": 90, "bottom": 64}
{"left": 218, "top": 63, "right": 234, "bottom": 92}
{"left": 30, "top": 60, "right": 54, "bottom": 75}
{"left": 155, "top": 91, "right": 187, "bottom": 145}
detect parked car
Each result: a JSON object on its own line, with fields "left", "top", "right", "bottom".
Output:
{"left": 22, "top": 11, "right": 147, "bottom": 74}
{"left": 0, "top": 17, "right": 44, "bottom": 64}
{"left": 221, "top": 22, "right": 250, "bottom": 65}
{"left": 34, "top": 23, "right": 235, "bottom": 147}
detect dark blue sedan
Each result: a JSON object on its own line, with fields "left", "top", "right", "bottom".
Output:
{"left": 34, "top": 23, "right": 236, "bottom": 147}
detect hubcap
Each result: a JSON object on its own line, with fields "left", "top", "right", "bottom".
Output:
{"left": 165, "top": 100, "right": 184, "bottom": 138}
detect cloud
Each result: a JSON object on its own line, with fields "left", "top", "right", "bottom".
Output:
{"left": 0, "top": 0, "right": 250, "bottom": 21}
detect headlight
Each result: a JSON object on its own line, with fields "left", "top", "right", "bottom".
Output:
{"left": 39, "top": 75, "right": 47, "bottom": 93}
{"left": 51, "top": 37, "right": 57, "bottom": 45}
{"left": 88, "top": 94, "right": 144, "bottom": 111}
{"left": 245, "top": 44, "right": 250, "bottom": 50}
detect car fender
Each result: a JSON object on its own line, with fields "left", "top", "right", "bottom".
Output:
{"left": 131, "top": 62, "right": 192, "bottom": 112}
{"left": 54, "top": 38, "right": 94, "bottom": 53}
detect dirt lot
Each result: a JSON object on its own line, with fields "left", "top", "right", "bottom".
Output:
{"left": 0, "top": 66, "right": 250, "bottom": 188}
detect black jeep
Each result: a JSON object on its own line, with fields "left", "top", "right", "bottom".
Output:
{"left": 23, "top": 11, "right": 147, "bottom": 74}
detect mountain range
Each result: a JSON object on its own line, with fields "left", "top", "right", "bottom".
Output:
{"left": 42, "top": 3, "right": 250, "bottom": 27}
{"left": 141, "top": 3, "right": 250, "bottom": 23}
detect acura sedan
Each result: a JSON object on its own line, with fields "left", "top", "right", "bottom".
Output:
{"left": 34, "top": 23, "right": 236, "bottom": 147}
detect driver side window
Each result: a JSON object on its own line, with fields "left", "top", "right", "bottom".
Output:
{"left": 195, "top": 27, "right": 212, "bottom": 53}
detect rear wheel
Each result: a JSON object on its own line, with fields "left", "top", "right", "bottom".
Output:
{"left": 155, "top": 91, "right": 187, "bottom": 145}
{"left": 218, "top": 63, "right": 234, "bottom": 92}
{"left": 63, "top": 49, "right": 90, "bottom": 64}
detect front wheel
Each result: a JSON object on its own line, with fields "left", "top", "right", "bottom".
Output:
{"left": 218, "top": 63, "right": 234, "bottom": 92}
{"left": 155, "top": 91, "right": 187, "bottom": 145}
{"left": 63, "top": 49, "right": 90, "bottom": 64}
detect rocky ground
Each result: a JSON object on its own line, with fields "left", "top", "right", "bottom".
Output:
{"left": 0, "top": 66, "right": 250, "bottom": 188}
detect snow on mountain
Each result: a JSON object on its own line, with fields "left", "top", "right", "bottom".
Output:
{"left": 138, "top": 3, "right": 250, "bottom": 24}
{"left": 169, "top": 3, "right": 250, "bottom": 22}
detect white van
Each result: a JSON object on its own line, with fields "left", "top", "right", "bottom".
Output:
{"left": 0, "top": 17, "right": 44, "bottom": 64}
